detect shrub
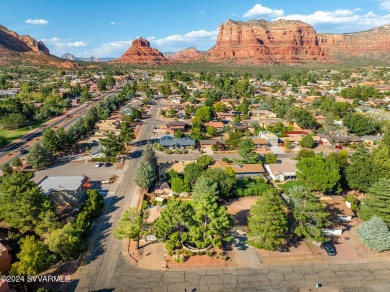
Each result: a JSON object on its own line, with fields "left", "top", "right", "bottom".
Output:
{"left": 358, "top": 216, "right": 390, "bottom": 253}
{"left": 206, "top": 251, "right": 213, "bottom": 257}
{"left": 196, "top": 251, "right": 204, "bottom": 256}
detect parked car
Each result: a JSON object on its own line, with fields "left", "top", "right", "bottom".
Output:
{"left": 95, "top": 162, "right": 103, "bottom": 168}
{"left": 321, "top": 241, "right": 337, "bottom": 256}
{"left": 18, "top": 149, "right": 28, "bottom": 155}
{"left": 335, "top": 145, "right": 343, "bottom": 150}
{"left": 104, "top": 162, "right": 112, "bottom": 167}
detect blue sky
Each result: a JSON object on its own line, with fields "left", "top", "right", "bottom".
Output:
{"left": 1, "top": 0, "right": 390, "bottom": 57}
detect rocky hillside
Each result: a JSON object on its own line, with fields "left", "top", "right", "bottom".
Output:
{"left": 166, "top": 47, "right": 203, "bottom": 62}
{"left": 111, "top": 37, "right": 169, "bottom": 64}
{"left": 206, "top": 19, "right": 325, "bottom": 64}
{"left": 318, "top": 25, "right": 390, "bottom": 58}
{"left": 0, "top": 25, "right": 77, "bottom": 68}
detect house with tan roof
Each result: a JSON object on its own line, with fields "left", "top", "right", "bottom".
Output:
{"left": 265, "top": 163, "right": 297, "bottom": 182}
{"left": 209, "top": 160, "right": 266, "bottom": 178}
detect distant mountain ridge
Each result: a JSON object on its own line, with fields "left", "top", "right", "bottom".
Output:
{"left": 165, "top": 47, "right": 204, "bottom": 62}
{"left": 61, "top": 53, "right": 114, "bottom": 62}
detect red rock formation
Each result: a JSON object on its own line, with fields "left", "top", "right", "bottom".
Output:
{"left": 166, "top": 47, "right": 203, "bottom": 62}
{"left": 112, "top": 37, "right": 169, "bottom": 64}
{"left": 207, "top": 19, "right": 326, "bottom": 64}
{"left": 0, "top": 25, "right": 77, "bottom": 68}
{"left": 318, "top": 25, "right": 390, "bottom": 58}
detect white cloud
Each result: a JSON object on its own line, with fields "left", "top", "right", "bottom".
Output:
{"left": 25, "top": 18, "right": 48, "bottom": 25}
{"left": 110, "top": 21, "right": 122, "bottom": 25}
{"left": 243, "top": 4, "right": 284, "bottom": 18}
{"left": 273, "top": 9, "right": 390, "bottom": 31}
{"left": 150, "top": 29, "right": 218, "bottom": 51}
{"left": 380, "top": 1, "right": 390, "bottom": 11}
{"left": 198, "top": 10, "right": 205, "bottom": 15}
{"left": 67, "top": 41, "right": 88, "bottom": 48}
{"left": 77, "top": 40, "right": 133, "bottom": 57}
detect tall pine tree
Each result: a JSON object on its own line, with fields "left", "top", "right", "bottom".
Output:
{"left": 359, "top": 178, "right": 390, "bottom": 226}
{"left": 247, "top": 190, "right": 288, "bottom": 250}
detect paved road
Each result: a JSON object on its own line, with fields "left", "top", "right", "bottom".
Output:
{"left": 72, "top": 100, "right": 390, "bottom": 292}
{"left": 74, "top": 99, "right": 161, "bottom": 291}
{"left": 0, "top": 89, "right": 119, "bottom": 167}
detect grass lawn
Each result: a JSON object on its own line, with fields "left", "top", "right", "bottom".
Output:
{"left": 278, "top": 180, "right": 305, "bottom": 190}
{"left": 0, "top": 121, "right": 45, "bottom": 143}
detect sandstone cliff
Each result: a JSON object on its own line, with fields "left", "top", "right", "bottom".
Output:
{"left": 318, "top": 25, "right": 390, "bottom": 58}
{"left": 166, "top": 47, "right": 203, "bottom": 62}
{"left": 0, "top": 25, "right": 77, "bottom": 68}
{"left": 112, "top": 38, "right": 169, "bottom": 64}
{"left": 207, "top": 19, "right": 325, "bottom": 64}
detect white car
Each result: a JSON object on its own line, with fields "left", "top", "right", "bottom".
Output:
{"left": 95, "top": 162, "right": 103, "bottom": 168}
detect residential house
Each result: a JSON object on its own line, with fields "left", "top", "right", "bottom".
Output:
{"left": 251, "top": 138, "right": 269, "bottom": 148}
{"left": 250, "top": 110, "right": 277, "bottom": 118}
{"left": 0, "top": 243, "right": 11, "bottom": 275}
{"left": 209, "top": 160, "right": 266, "bottom": 178}
{"left": 38, "top": 175, "right": 91, "bottom": 206}
{"left": 322, "top": 196, "right": 355, "bottom": 235}
{"left": 216, "top": 111, "right": 240, "bottom": 121}
{"left": 333, "top": 135, "right": 364, "bottom": 145}
{"left": 362, "top": 135, "right": 383, "bottom": 145}
{"left": 265, "top": 163, "right": 297, "bottom": 181}
{"left": 166, "top": 121, "right": 189, "bottom": 134}
{"left": 204, "top": 121, "right": 224, "bottom": 130}
{"left": 159, "top": 135, "right": 196, "bottom": 149}
{"left": 199, "top": 139, "right": 226, "bottom": 151}
{"left": 167, "top": 95, "right": 182, "bottom": 104}
{"left": 259, "top": 131, "right": 279, "bottom": 147}
{"left": 317, "top": 134, "right": 332, "bottom": 146}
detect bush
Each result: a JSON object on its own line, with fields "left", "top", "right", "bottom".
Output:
{"left": 196, "top": 251, "right": 204, "bottom": 256}
{"left": 358, "top": 216, "right": 390, "bottom": 252}
{"left": 206, "top": 251, "right": 213, "bottom": 257}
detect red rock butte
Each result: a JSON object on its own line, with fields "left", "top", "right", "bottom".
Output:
{"left": 206, "top": 19, "right": 390, "bottom": 64}
{"left": 111, "top": 37, "right": 169, "bottom": 64}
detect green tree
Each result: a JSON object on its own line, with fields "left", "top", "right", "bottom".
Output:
{"left": 1, "top": 163, "right": 12, "bottom": 175}
{"left": 100, "top": 131, "right": 123, "bottom": 158}
{"left": 345, "top": 147, "right": 376, "bottom": 192}
{"left": 26, "top": 143, "right": 54, "bottom": 170}
{"left": 296, "top": 149, "right": 315, "bottom": 160}
{"left": 42, "top": 128, "right": 60, "bottom": 153}
{"left": 195, "top": 106, "right": 213, "bottom": 122}
{"left": 184, "top": 163, "right": 205, "bottom": 186}
{"left": 12, "top": 236, "right": 54, "bottom": 276}
{"left": 197, "top": 155, "right": 213, "bottom": 168}
{"left": 0, "top": 135, "right": 7, "bottom": 148}
{"left": 263, "top": 153, "right": 277, "bottom": 164}
{"left": 247, "top": 191, "right": 288, "bottom": 250}
{"left": 11, "top": 157, "right": 22, "bottom": 167}
{"left": 174, "top": 130, "right": 183, "bottom": 138}
{"left": 238, "top": 138, "right": 259, "bottom": 164}
{"left": 206, "top": 126, "right": 216, "bottom": 136}
{"left": 46, "top": 224, "right": 84, "bottom": 260}
{"left": 300, "top": 135, "right": 315, "bottom": 148}
{"left": 297, "top": 156, "right": 342, "bottom": 194}
{"left": 154, "top": 199, "right": 193, "bottom": 248}
{"left": 119, "top": 121, "right": 135, "bottom": 143}
{"left": 192, "top": 175, "right": 219, "bottom": 201}
{"left": 359, "top": 179, "right": 390, "bottom": 225}
{"left": 288, "top": 186, "right": 330, "bottom": 242}
{"left": 1, "top": 113, "right": 27, "bottom": 129}
{"left": 189, "top": 193, "right": 232, "bottom": 248}
{"left": 0, "top": 171, "right": 48, "bottom": 231}
{"left": 36, "top": 208, "right": 61, "bottom": 236}
{"left": 97, "top": 79, "right": 107, "bottom": 91}
{"left": 343, "top": 113, "right": 379, "bottom": 136}
{"left": 170, "top": 177, "right": 190, "bottom": 193}
{"left": 357, "top": 216, "right": 390, "bottom": 252}
{"left": 204, "top": 168, "right": 236, "bottom": 199}
{"left": 114, "top": 207, "right": 142, "bottom": 241}
{"left": 134, "top": 161, "right": 155, "bottom": 190}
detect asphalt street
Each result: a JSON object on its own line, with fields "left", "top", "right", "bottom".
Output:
{"left": 72, "top": 100, "right": 390, "bottom": 292}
